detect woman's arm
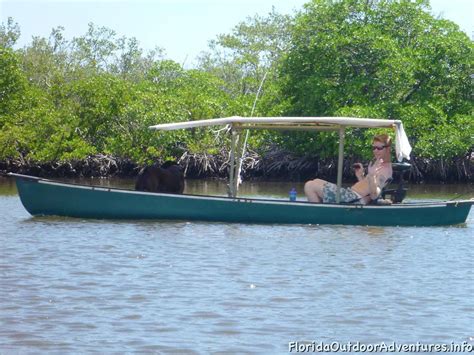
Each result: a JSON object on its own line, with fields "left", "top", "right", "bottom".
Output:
{"left": 367, "top": 159, "right": 386, "bottom": 200}
{"left": 367, "top": 173, "right": 381, "bottom": 200}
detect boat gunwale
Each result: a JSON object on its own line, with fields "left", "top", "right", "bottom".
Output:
{"left": 8, "top": 173, "right": 473, "bottom": 210}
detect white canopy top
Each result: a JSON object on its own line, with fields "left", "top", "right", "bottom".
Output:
{"left": 149, "top": 116, "right": 412, "bottom": 161}
{"left": 150, "top": 116, "right": 399, "bottom": 130}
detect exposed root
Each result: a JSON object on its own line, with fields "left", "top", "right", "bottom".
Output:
{"left": 0, "top": 155, "right": 138, "bottom": 178}
{"left": 1, "top": 150, "right": 472, "bottom": 182}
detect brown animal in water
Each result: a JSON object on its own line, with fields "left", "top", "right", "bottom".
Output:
{"left": 135, "top": 161, "right": 185, "bottom": 194}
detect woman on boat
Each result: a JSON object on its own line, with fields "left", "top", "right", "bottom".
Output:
{"left": 304, "top": 134, "right": 393, "bottom": 204}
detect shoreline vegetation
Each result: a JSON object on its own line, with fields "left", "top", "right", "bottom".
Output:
{"left": 1, "top": 151, "right": 472, "bottom": 183}
{"left": 1, "top": 1, "right": 472, "bottom": 184}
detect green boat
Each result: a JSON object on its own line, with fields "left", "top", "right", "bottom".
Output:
{"left": 8, "top": 173, "right": 472, "bottom": 226}
{"left": 9, "top": 117, "right": 473, "bottom": 226}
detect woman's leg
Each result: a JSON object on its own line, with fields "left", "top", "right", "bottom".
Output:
{"left": 304, "top": 179, "right": 327, "bottom": 203}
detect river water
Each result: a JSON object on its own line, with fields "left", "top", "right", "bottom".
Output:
{"left": 1, "top": 177, "right": 473, "bottom": 353}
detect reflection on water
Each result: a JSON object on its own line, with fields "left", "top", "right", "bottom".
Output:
{"left": 0, "top": 175, "right": 473, "bottom": 352}
{"left": 0, "top": 177, "right": 17, "bottom": 196}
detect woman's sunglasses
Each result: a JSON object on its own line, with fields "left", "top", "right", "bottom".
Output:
{"left": 372, "top": 145, "right": 386, "bottom": 151}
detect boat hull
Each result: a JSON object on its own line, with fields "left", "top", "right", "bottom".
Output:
{"left": 11, "top": 174, "right": 473, "bottom": 226}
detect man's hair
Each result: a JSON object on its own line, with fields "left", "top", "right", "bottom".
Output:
{"left": 373, "top": 134, "right": 391, "bottom": 147}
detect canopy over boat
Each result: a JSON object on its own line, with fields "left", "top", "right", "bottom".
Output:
{"left": 150, "top": 116, "right": 412, "bottom": 200}
{"left": 149, "top": 116, "right": 412, "bottom": 162}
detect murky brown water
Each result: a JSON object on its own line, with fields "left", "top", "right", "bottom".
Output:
{"left": 1, "top": 177, "right": 473, "bottom": 353}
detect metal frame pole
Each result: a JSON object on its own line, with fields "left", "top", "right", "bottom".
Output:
{"left": 228, "top": 129, "right": 237, "bottom": 197}
{"left": 233, "top": 132, "right": 244, "bottom": 196}
{"left": 336, "top": 126, "right": 345, "bottom": 203}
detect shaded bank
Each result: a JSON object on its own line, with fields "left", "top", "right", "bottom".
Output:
{"left": 0, "top": 155, "right": 138, "bottom": 179}
{"left": 1, "top": 151, "right": 472, "bottom": 183}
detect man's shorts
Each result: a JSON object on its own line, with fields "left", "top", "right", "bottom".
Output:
{"left": 322, "top": 182, "right": 362, "bottom": 204}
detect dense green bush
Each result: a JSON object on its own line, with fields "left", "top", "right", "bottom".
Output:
{"left": 277, "top": 0, "right": 473, "bottom": 160}
{"left": 0, "top": 0, "right": 472, "bottom": 180}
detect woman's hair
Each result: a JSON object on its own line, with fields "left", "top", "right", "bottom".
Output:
{"left": 373, "top": 134, "right": 391, "bottom": 147}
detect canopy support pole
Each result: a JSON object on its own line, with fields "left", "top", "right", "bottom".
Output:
{"left": 336, "top": 126, "right": 345, "bottom": 203}
{"left": 228, "top": 129, "right": 238, "bottom": 198}
{"left": 233, "top": 132, "right": 245, "bottom": 197}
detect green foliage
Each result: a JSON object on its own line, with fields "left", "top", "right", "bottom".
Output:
{"left": 198, "top": 8, "right": 292, "bottom": 99}
{"left": 277, "top": 0, "right": 473, "bottom": 159}
{"left": 0, "top": 17, "right": 20, "bottom": 48}
{"left": 0, "top": 3, "right": 472, "bottom": 174}
{"left": 0, "top": 47, "right": 27, "bottom": 119}
{"left": 0, "top": 81, "right": 96, "bottom": 161}
{"left": 0, "top": 17, "right": 242, "bottom": 164}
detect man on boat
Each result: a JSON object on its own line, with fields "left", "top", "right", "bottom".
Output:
{"left": 304, "top": 134, "right": 393, "bottom": 204}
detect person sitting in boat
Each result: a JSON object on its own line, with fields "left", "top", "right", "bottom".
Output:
{"left": 304, "top": 134, "right": 393, "bottom": 204}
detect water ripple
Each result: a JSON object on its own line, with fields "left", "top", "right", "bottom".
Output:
{"left": 0, "top": 188, "right": 473, "bottom": 352}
